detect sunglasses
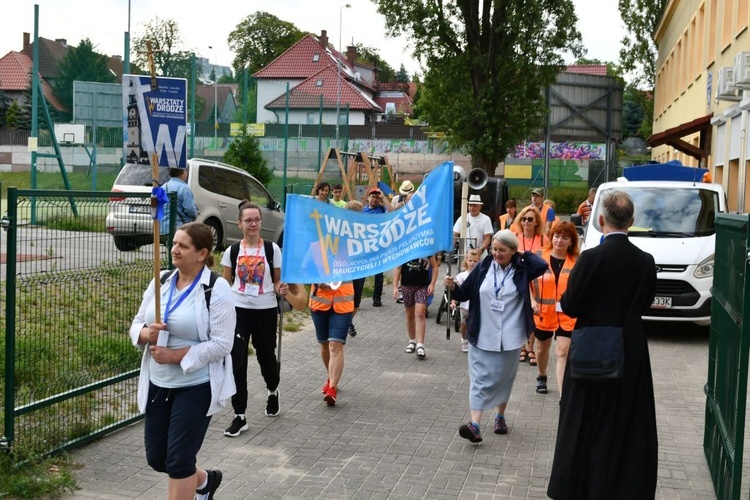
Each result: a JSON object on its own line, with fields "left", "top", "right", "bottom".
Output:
{"left": 521, "top": 217, "right": 535, "bottom": 222}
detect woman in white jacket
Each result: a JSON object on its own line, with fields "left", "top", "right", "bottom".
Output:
{"left": 130, "top": 222, "right": 235, "bottom": 500}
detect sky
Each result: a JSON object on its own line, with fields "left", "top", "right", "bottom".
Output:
{"left": 1, "top": 0, "right": 625, "bottom": 78}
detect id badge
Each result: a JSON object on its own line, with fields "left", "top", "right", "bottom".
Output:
{"left": 156, "top": 330, "right": 170, "bottom": 347}
{"left": 555, "top": 302, "right": 563, "bottom": 312}
{"left": 245, "top": 284, "right": 260, "bottom": 296}
{"left": 490, "top": 299, "right": 504, "bottom": 312}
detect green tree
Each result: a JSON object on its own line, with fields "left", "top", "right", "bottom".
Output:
{"left": 622, "top": 87, "right": 646, "bottom": 137}
{"left": 132, "top": 17, "right": 193, "bottom": 79}
{"left": 228, "top": 12, "right": 304, "bottom": 75}
{"left": 15, "top": 75, "right": 57, "bottom": 130}
{"left": 53, "top": 38, "right": 115, "bottom": 113}
{"left": 354, "top": 43, "right": 396, "bottom": 82}
{"left": 375, "top": 0, "right": 583, "bottom": 172}
{"left": 618, "top": 0, "right": 667, "bottom": 89}
{"left": 0, "top": 89, "right": 11, "bottom": 127}
{"left": 5, "top": 99, "right": 22, "bottom": 129}
{"left": 223, "top": 131, "right": 272, "bottom": 184}
{"left": 396, "top": 64, "right": 409, "bottom": 83}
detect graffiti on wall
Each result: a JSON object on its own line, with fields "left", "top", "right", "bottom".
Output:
{"left": 510, "top": 141, "right": 605, "bottom": 160}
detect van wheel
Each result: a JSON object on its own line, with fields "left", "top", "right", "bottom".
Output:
{"left": 113, "top": 235, "right": 139, "bottom": 251}
{"left": 204, "top": 218, "right": 224, "bottom": 251}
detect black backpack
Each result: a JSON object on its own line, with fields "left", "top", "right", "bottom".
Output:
{"left": 160, "top": 269, "right": 220, "bottom": 310}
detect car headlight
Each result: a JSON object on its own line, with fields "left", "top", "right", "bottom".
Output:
{"left": 694, "top": 254, "right": 714, "bottom": 279}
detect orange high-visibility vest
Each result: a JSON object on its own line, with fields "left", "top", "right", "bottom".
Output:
{"left": 309, "top": 282, "right": 355, "bottom": 313}
{"left": 531, "top": 248, "right": 576, "bottom": 332}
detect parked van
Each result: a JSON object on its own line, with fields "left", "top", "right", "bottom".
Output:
{"left": 574, "top": 162, "right": 726, "bottom": 326}
{"left": 106, "top": 158, "right": 284, "bottom": 251}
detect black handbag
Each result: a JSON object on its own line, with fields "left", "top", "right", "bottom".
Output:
{"left": 569, "top": 326, "right": 624, "bottom": 381}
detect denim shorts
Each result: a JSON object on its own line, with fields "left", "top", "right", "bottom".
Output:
{"left": 144, "top": 381, "right": 211, "bottom": 479}
{"left": 311, "top": 309, "right": 353, "bottom": 344}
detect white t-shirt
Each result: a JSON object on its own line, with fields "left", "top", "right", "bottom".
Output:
{"left": 452, "top": 212, "right": 494, "bottom": 258}
{"left": 220, "top": 240, "right": 282, "bottom": 310}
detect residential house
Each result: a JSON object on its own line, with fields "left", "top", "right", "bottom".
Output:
{"left": 254, "top": 30, "right": 388, "bottom": 126}
{"left": 195, "top": 83, "right": 237, "bottom": 124}
{"left": 0, "top": 50, "right": 64, "bottom": 112}
{"left": 650, "top": 0, "right": 750, "bottom": 211}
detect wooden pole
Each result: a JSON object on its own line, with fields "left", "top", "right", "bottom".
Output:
{"left": 147, "top": 42, "right": 161, "bottom": 323}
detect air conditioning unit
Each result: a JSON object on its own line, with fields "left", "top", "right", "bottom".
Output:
{"left": 717, "top": 66, "right": 741, "bottom": 101}
{"left": 733, "top": 51, "right": 750, "bottom": 88}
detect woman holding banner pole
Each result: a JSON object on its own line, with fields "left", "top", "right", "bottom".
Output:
{"left": 444, "top": 230, "right": 547, "bottom": 443}
{"left": 310, "top": 281, "right": 354, "bottom": 406}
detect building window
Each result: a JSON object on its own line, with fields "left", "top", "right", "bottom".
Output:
{"left": 315, "top": 79, "right": 323, "bottom": 87}
{"left": 738, "top": 0, "right": 748, "bottom": 35}
{"left": 707, "top": 0, "right": 717, "bottom": 65}
{"left": 313, "top": 54, "right": 320, "bottom": 62}
{"left": 722, "top": 0, "right": 733, "bottom": 49}
{"left": 307, "top": 112, "right": 316, "bottom": 124}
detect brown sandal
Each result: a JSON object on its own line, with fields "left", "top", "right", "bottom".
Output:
{"left": 519, "top": 349, "right": 528, "bottom": 362}
{"left": 528, "top": 350, "right": 537, "bottom": 366}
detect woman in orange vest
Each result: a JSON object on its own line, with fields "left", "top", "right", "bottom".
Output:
{"left": 309, "top": 281, "right": 355, "bottom": 406}
{"left": 529, "top": 221, "right": 579, "bottom": 396}
{"left": 498, "top": 198, "right": 518, "bottom": 230}
{"left": 513, "top": 205, "right": 545, "bottom": 364}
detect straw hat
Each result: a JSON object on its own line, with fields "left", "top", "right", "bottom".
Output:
{"left": 283, "top": 284, "right": 309, "bottom": 311}
{"left": 399, "top": 180, "right": 415, "bottom": 195}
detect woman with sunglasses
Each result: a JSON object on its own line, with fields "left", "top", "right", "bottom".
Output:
{"left": 513, "top": 205, "right": 545, "bottom": 364}
{"left": 529, "top": 221, "right": 579, "bottom": 396}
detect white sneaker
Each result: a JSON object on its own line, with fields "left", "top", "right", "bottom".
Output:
{"left": 461, "top": 339, "right": 469, "bottom": 353}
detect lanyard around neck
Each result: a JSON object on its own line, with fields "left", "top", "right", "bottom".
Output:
{"left": 493, "top": 262, "right": 512, "bottom": 297}
{"left": 164, "top": 271, "right": 202, "bottom": 324}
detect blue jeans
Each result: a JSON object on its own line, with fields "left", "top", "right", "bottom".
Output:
{"left": 311, "top": 309, "right": 353, "bottom": 344}
{"left": 144, "top": 382, "right": 211, "bottom": 479}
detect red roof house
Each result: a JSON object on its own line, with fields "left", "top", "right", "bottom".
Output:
{"left": 254, "top": 31, "right": 381, "bottom": 126}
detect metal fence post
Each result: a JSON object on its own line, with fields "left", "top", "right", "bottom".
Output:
{"left": 3, "top": 188, "right": 18, "bottom": 451}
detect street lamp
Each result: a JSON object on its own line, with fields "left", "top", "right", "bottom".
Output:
{"left": 335, "top": 3, "right": 351, "bottom": 146}
{"left": 208, "top": 45, "right": 218, "bottom": 145}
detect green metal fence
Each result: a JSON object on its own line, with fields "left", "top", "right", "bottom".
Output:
{"left": 2, "top": 189, "right": 172, "bottom": 456}
{"left": 704, "top": 213, "right": 750, "bottom": 500}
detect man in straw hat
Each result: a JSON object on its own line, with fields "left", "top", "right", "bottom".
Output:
{"left": 452, "top": 194, "right": 493, "bottom": 260}
{"left": 392, "top": 179, "right": 415, "bottom": 209}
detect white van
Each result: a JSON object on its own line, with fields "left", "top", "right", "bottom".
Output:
{"left": 578, "top": 162, "right": 726, "bottom": 326}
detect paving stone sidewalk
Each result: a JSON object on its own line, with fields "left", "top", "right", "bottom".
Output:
{"left": 70, "top": 274, "right": 720, "bottom": 499}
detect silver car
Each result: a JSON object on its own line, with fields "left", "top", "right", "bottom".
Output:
{"left": 106, "top": 158, "right": 284, "bottom": 251}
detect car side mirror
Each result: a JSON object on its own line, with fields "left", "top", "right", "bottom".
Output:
{"left": 269, "top": 200, "right": 282, "bottom": 211}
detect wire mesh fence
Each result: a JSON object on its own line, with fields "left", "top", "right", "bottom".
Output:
{"left": 2, "top": 189, "right": 171, "bottom": 455}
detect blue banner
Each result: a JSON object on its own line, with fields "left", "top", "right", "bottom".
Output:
{"left": 122, "top": 75, "right": 187, "bottom": 168}
{"left": 281, "top": 162, "right": 455, "bottom": 284}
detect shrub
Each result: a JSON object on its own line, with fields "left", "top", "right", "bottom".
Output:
{"left": 223, "top": 132, "right": 272, "bottom": 184}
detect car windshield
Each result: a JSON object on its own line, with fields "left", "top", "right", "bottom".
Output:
{"left": 592, "top": 186, "right": 719, "bottom": 237}
{"left": 114, "top": 163, "right": 171, "bottom": 187}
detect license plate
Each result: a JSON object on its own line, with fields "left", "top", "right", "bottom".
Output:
{"left": 129, "top": 205, "right": 151, "bottom": 214}
{"left": 651, "top": 296, "right": 672, "bottom": 309}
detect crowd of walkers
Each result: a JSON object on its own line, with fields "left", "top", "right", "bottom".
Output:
{"left": 129, "top": 180, "right": 657, "bottom": 500}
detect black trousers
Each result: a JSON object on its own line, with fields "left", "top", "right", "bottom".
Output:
{"left": 372, "top": 273, "right": 384, "bottom": 300}
{"left": 230, "top": 307, "right": 278, "bottom": 414}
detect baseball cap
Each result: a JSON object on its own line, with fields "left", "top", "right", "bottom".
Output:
{"left": 531, "top": 188, "right": 544, "bottom": 196}
{"left": 368, "top": 187, "right": 382, "bottom": 195}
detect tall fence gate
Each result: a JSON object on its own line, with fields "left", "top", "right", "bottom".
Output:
{"left": 704, "top": 213, "right": 750, "bottom": 500}
{"left": 1, "top": 189, "right": 171, "bottom": 456}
